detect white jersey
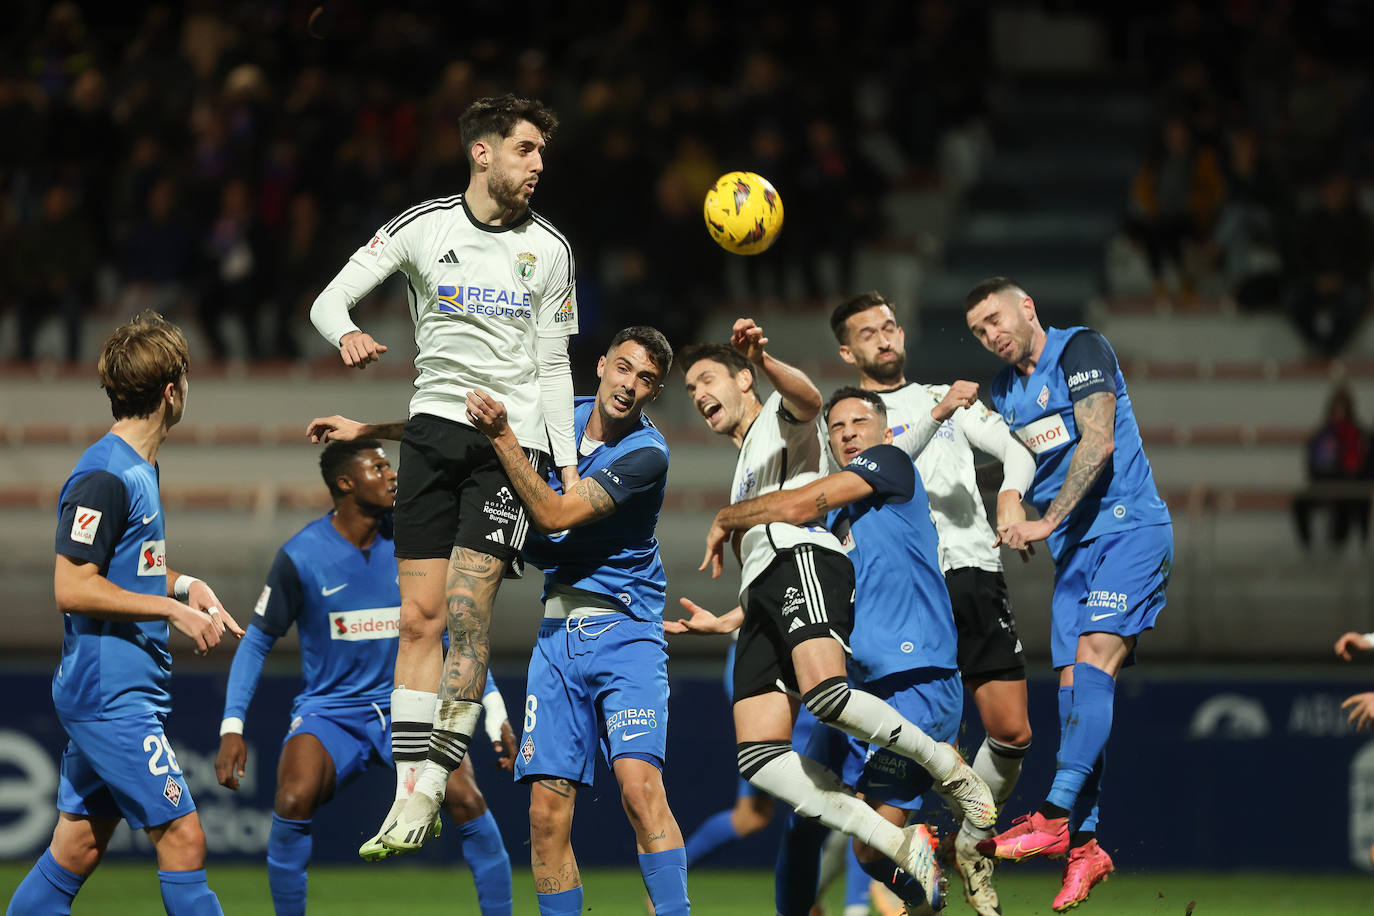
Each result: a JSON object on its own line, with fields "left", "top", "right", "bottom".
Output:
{"left": 733, "top": 391, "right": 846, "bottom": 598}
{"left": 875, "top": 382, "right": 1035, "bottom": 575}
{"left": 323, "top": 194, "right": 578, "bottom": 457}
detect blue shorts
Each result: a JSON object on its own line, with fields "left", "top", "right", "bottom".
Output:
{"left": 515, "top": 614, "right": 669, "bottom": 787}
{"left": 284, "top": 701, "right": 390, "bottom": 789}
{"left": 1051, "top": 523, "right": 1173, "bottom": 669}
{"left": 841, "top": 669, "right": 962, "bottom": 811}
{"left": 57, "top": 713, "right": 197, "bottom": 830}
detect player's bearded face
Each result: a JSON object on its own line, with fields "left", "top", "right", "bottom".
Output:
{"left": 487, "top": 121, "right": 545, "bottom": 212}
{"left": 967, "top": 295, "right": 1033, "bottom": 365}
{"left": 842, "top": 307, "right": 905, "bottom": 385}
{"left": 685, "top": 360, "right": 745, "bottom": 435}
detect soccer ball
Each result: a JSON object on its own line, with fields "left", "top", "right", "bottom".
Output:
{"left": 703, "top": 171, "right": 784, "bottom": 255}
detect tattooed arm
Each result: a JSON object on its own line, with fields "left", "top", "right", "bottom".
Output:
{"left": 995, "top": 391, "right": 1117, "bottom": 551}
{"left": 464, "top": 388, "right": 619, "bottom": 533}
{"left": 701, "top": 470, "right": 874, "bottom": 578}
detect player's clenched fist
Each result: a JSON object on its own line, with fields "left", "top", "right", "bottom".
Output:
{"left": 933, "top": 380, "right": 980, "bottom": 421}
{"left": 731, "top": 318, "right": 769, "bottom": 363}
{"left": 338, "top": 329, "right": 388, "bottom": 369}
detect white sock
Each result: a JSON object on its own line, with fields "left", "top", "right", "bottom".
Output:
{"left": 748, "top": 750, "right": 906, "bottom": 862}
{"left": 831, "top": 686, "right": 957, "bottom": 778}
{"left": 390, "top": 687, "right": 436, "bottom": 801}
{"left": 963, "top": 737, "right": 1028, "bottom": 838}
{"left": 411, "top": 698, "right": 483, "bottom": 803}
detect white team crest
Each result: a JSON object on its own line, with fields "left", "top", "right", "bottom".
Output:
{"left": 1036, "top": 385, "right": 1050, "bottom": 409}
{"left": 163, "top": 775, "right": 182, "bottom": 807}
{"left": 515, "top": 252, "right": 537, "bottom": 280}
{"left": 520, "top": 734, "right": 536, "bottom": 763}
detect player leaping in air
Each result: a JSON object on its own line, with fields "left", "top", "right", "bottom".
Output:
{"left": 964, "top": 278, "right": 1174, "bottom": 912}
{"left": 676, "top": 320, "right": 996, "bottom": 909}
{"left": 307, "top": 93, "right": 580, "bottom": 857}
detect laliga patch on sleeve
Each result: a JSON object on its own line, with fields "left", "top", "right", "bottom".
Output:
{"left": 69, "top": 507, "right": 102, "bottom": 545}
{"left": 254, "top": 585, "right": 271, "bottom": 616}
{"left": 365, "top": 233, "right": 388, "bottom": 257}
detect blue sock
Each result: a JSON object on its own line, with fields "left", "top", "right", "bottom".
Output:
{"left": 536, "top": 886, "right": 583, "bottom": 915}
{"left": 844, "top": 844, "right": 869, "bottom": 908}
{"left": 774, "top": 811, "right": 826, "bottom": 915}
{"left": 457, "top": 810, "right": 512, "bottom": 916}
{"left": 685, "top": 809, "right": 740, "bottom": 866}
{"left": 1072, "top": 750, "right": 1106, "bottom": 837}
{"left": 1057, "top": 683, "right": 1073, "bottom": 737}
{"left": 266, "top": 814, "right": 311, "bottom": 916}
{"left": 856, "top": 852, "right": 925, "bottom": 907}
{"left": 638, "top": 847, "right": 689, "bottom": 915}
{"left": 158, "top": 868, "right": 223, "bottom": 916}
{"left": 1047, "top": 663, "right": 1116, "bottom": 812}
{"left": 6, "top": 849, "right": 86, "bottom": 915}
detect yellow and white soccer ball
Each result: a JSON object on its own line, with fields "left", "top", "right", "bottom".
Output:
{"left": 703, "top": 171, "right": 784, "bottom": 255}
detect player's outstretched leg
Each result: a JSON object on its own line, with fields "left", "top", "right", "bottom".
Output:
{"left": 739, "top": 741, "right": 945, "bottom": 909}
{"left": 382, "top": 549, "right": 503, "bottom": 853}
{"left": 802, "top": 676, "right": 996, "bottom": 829}
{"left": 361, "top": 686, "right": 441, "bottom": 861}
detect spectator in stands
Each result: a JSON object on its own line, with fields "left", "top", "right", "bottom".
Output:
{"left": 1292, "top": 386, "right": 1371, "bottom": 551}
{"left": 1285, "top": 170, "right": 1372, "bottom": 357}
{"left": 198, "top": 177, "right": 263, "bottom": 360}
{"left": 1128, "top": 115, "right": 1226, "bottom": 304}
{"left": 14, "top": 185, "right": 94, "bottom": 362}
{"left": 1208, "top": 126, "right": 1289, "bottom": 309}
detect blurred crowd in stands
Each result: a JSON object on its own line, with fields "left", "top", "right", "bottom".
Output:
{"left": 1122, "top": 2, "right": 1374, "bottom": 356}
{"left": 0, "top": 0, "right": 990, "bottom": 364}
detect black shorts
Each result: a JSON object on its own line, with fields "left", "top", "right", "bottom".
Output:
{"left": 733, "top": 545, "right": 855, "bottom": 702}
{"left": 944, "top": 567, "right": 1026, "bottom": 681}
{"left": 393, "top": 413, "right": 546, "bottom": 567}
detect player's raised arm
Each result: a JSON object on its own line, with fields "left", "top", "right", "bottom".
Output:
{"left": 954, "top": 397, "right": 1038, "bottom": 561}
{"left": 731, "top": 317, "right": 822, "bottom": 422}
{"left": 533, "top": 242, "right": 579, "bottom": 480}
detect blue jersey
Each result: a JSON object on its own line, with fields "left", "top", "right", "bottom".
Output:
{"left": 828, "top": 444, "right": 958, "bottom": 682}
{"left": 52, "top": 433, "right": 171, "bottom": 721}
{"left": 251, "top": 513, "right": 400, "bottom": 711}
{"left": 990, "top": 327, "right": 1171, "bottom": 563}
{"left": 523, "top": 397, "right": 669, "bottom": 621}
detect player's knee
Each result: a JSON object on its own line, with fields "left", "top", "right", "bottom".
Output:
{"left": 732, "top": 796, "right": 774, "bottom": 835}
{"left": 398, "top": 599, "right": 445, "bottom": 642}
{"left": 801, "top": 676, "right": 851, "bottom": 724}
{"left": 991, "top": 721, "right": 1032, "bottom": 748}
{"left": 273, "top": 782, "right": 320, "bottom": 821}
{"left": 618, "top": 773, "right": 666, "bottom": 826}
{"left": 528, "top": 786, "right": 573, "bottom": 841}
{"left": 154, "top": 815, "right": 207, "bottom": 869}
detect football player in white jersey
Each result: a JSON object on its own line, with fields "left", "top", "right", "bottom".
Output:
{"left": 675, "top": 320, "right": 996, "bottom": 907}
{"left": 829, "top": 292, "right": 1034, "bottom": 914}
{"left": 307, "top": 94, "right": 580, "bottom": 857}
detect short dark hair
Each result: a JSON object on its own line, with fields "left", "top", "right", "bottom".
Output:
{"left": 678, "top": 343, "right": 753, "bottom": 386}
{"left": 459, "top": 94, "right": 558, "bottom": 166}
{"left": 963, "top": 277, "right": 1024, "bottom": 311}
{"left": 829, "top": 291, "right": 893, "bottom": 344}
{"left": 320, "top": 438, "right": 385, "bottom": 499}
{"left": 824, "top": 386, "right": 888, "bottom": 423}
{"left": 608, "top": 326, "right": 673, "bottom": 378}
{"left": 98, "top": 310, "right": 190, "bottom": 420}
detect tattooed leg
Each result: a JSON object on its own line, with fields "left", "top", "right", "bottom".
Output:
{"left": 530, "top": 778, "right": 581, "bottom": 894}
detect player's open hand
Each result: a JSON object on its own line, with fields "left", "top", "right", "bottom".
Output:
{"left": 465, "top": 388, "right": 509, "bottom": 438}
{"left": 1335, "top": 631, "right": 1373, "bottom": 661}
{"left": 700, "top": 515, "right": 730, "bottom": 579}
{"left": 666, "top": 598, "right": 741, "bottom": 636}
{"left": 730, "top": 318, "right": 768, "bottom": 364}
{"left": 933, "top": 380, "right": 980, "bottom": 421}
{"left": 339, "top": 330, "right": 387, "bottom": 369}
{"left": 1343, "top": 692, "right": 1374, "bottom": 731}
{"left": 215, "top": 734, "right": 247, "bottom": 791}
{"left": 187, "top": 579, "right": 244, "bottom": 640}
{"left": 307, "top": 415, "right": 365, "bottom": 443}
{"left": 493, "top": 720, "right": 517, "bottom": 772}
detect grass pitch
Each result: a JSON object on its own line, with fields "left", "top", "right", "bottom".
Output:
{"left": 1, "top": 862, "right": 1369, "bottom": 914}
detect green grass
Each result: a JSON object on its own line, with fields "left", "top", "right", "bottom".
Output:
{"left": 2, "top": 863, "right": 1370, "bottom": 914}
